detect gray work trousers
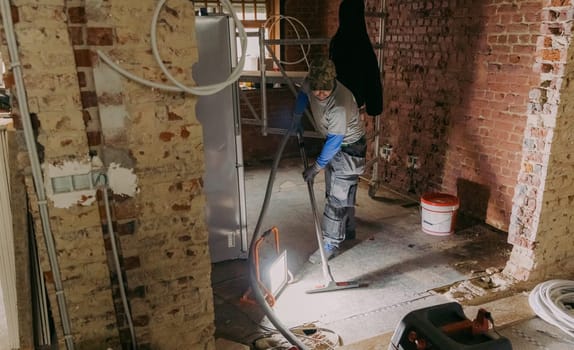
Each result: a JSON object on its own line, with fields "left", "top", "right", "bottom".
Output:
{"left": 322, "top": 145, "right": 365, "bottom": 247}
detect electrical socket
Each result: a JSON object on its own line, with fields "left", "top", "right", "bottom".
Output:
{"left": 50, "top": 170, "right": 106, "bottom": 194}
{"left": 407, "top": 155, "right": 419, "bottom": 169}
{"left": 380, "top": 144, "right": 393, "bottom": 161}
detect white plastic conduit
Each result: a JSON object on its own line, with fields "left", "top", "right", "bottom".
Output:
{"left": 263, "top": 15, "right": 311, "bottom": 67}
{"left": 98, "top": 0, "right": 247, "bottom": 96}
{"left": 0, "top": 123, "right": 19, "bottom": 349}
{"left": 528, "top": 279, "right": 574, "bottom": 342}
{"left": 99, "top": 176, "right": 137, "bottom": 349}
{"left": 0, "top": 1, "right": 76, "bottom": 349}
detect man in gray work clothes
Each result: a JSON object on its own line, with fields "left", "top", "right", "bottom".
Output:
{"left": 293, "top": 57, "right": 367, "bottom": 264}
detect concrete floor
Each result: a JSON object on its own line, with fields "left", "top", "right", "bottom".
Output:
{"left": 1, "top": 159, "right": 572, "bottom": 349}
{"left": 211, "top": 158, "right": 574, "bottom": 349}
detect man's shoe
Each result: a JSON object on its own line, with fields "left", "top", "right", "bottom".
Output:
{"left": 345, "top": 231, "right": 356, "bottom": 240}
{"left": 308, "top": 243, "right": 339, "bottom": 264}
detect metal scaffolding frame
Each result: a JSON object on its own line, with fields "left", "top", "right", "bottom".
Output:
{"left": 238, "top": 29, "right": 327, "bottom": 138}
{"left": 237, "top": 2, "right": 387, "bottom": 188}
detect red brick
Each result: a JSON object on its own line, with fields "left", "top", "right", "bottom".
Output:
{"left": 80, "top": 91, "right": 98, "bottom": 108}
{"left": 77, "top": 71, "right": 86, "bottom": 88}
{"left": 87, "top": 130, "right": 102, "bottom": 146}
{"left": 68, "top": 7, "right": 86, "bottom": 24}
{"left": 123, "top": 256, "right": 141, "bottom": 270}
{"left": 87, "top": 27, "right": 114, "bottom": 46}
{"left": 550, "top": 0, "right": 569, "bottom": 7}
{"left": 82, "top": 109, "right": 91, "bottom": 124}
{"left": 541, "top": 49, "right": 562, "bottom": 61}
{"left": 10, "top": 5, "right": 18, "bottom": 24}
{"left": 74, "top": 49, "right": 92, "bottom": 67}
{"left": 159, "top": 132, "right": 175, "bottom": 142}
{"left": 69, "top": 26, "right": 84, "bottom": 45}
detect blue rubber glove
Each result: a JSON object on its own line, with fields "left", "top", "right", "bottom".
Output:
{"left": 302, "top": 162, "right": 322, "bottom": 183}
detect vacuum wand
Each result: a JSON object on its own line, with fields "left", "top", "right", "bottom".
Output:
{"left": 296, "top": 131, "right": 364, "bottom": 293}
{"left": 298, "top": 132, "right": 336, "bottom": 284}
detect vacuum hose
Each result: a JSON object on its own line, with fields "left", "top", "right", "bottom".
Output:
{"left": 247, "top": 114, "right": 308, "bottom": 350}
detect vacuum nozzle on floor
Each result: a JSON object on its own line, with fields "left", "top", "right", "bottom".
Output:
{"left": 306, "top": 280, "right": 364, "bottom": 294}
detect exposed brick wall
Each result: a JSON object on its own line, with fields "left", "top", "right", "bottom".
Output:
{"left": 4, "top": 3, "right": 573, "bottom": 350}
{"left": 282, "top": 0, "right": 334, "bottom": 70}
{"left": 71, "top": 1, "right": 141, "bottom": 346}
{"left": 1, "top": 1, "right": 120, "bottom": 348}
{"left": 381, "top": 0, "right": 541, "bottom": 230}
{"left": 90, "top": 1, "right": 215, "bottom": 349}
{"left": 2, "top": 1, "right": 215, "bottom": 349}
{"left": 505, "top": 0, "right": 574, "bottom": 281}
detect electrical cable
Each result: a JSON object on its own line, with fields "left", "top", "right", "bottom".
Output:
{"left": 94, "top": 173, "right": 138, "bottom": 349}
{"left": 247, "top": 114, "right": 308, "bottom": 349}
{"left": 150, "top": 0, "right": 247, "bottom": 95}
{"left": 98, "top": 0, "right": 247, "bottom": 96}
{"left": 528, "top": 279, "right": 574, "bottom": 342}
{"left": 253, "top": 323, "right": 340, "bottom": 350}
{"left": 263, "top": 15, "right": 311, "bottom": 67}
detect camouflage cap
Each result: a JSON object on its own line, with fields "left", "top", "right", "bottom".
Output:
{"left": 308, "top": 58, "right": 336, "bottom": 91}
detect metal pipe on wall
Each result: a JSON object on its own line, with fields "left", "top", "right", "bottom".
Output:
{"left": 259, "top": 28, "right": 268, "bottom": 136}
{"left": 368, "top": 0, "right": 386, "bottom": 194}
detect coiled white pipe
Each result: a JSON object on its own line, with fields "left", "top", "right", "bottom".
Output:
{"left": 528, "top": 279, "right": 574, "bottom": 341}
{"left": 98, "top": 0, "right": 247, "bottom": 96}
{"left": 263, "top": 15, "right": 311, "bottom": 67}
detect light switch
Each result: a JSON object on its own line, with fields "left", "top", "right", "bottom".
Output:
{"left": 72, "top": 173, "right": 92, "bottom": 190}
{"left": 51, "top": 176, "right": 72, "bottom": 193}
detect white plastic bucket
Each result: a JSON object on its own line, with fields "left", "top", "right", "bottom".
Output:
{"left": 420, "top": 193, "right": 459, "bottom": 236}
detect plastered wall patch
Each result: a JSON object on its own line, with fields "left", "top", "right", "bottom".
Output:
{"left": 108, "top": 163, "right": 138, "bottom": 197}
{"left": 44, "top": 158, "right": 138, "bottom": 208}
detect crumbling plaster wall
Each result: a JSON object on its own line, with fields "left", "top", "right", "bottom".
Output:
{"left": 2, "top": 0, "right": 215, "bottom": 349}
{"left": 505, "top": 0, "right": 574, "bottom": 280}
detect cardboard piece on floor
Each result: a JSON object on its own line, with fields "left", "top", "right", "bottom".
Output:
{"left": 215, "top": 338, "right": 250, "bottom": 350}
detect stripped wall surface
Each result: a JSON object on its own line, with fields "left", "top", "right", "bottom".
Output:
{"left": 1, "top": 1, "right": 574, "bottom": 349}
{"left": 2, "top": 0, "right": 215, "bottom": 349}
{"left": 505, "top": 0, "right": 574, "bottom": 280}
